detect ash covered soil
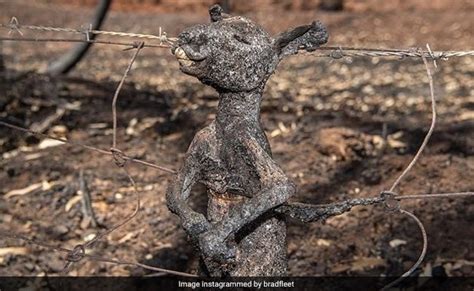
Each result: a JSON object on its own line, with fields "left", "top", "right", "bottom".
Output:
{"left": 0, "top": 1, "right": 473, "bottom": 278}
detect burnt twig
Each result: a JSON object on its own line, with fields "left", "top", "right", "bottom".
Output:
{"left": 78, "top": 170, "right": 99, "bottom": 228}
{"left": 29, "top": 108, "right": 66, "bottom": 134}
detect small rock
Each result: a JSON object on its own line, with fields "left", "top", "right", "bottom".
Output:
{"left": 84, "top": 233, "right": 96, "bottom": 242}
{"left": 52, "top": 225, "right": 69, "bottom": 237}
{"left": 48, "top": 171, "right": 61, "bottom": 181}
{"left": 24, "top": 262, "right": 35, "bottom": 271}
{"left": 2, "top": 214, "right": 13, "bottom": 223}
{"left": 45, "top": 256, "right": 64, "bottom": 272}
{"left": 361, "top": 168, "right": 382, "bottom": 185}
{"left": 38, "top": 138, "right": 64, "bottom": 149}
{"left": 51, "top": 125, "right": 68, "bottom": 135}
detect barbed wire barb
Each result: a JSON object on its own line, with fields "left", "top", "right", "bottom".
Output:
{"left": 7, "top": 17, "right": 23, "bottom": 36}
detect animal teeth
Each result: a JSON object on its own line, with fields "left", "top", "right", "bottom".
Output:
{"left": 174, "top": 47, "right": 194, "bottom": 67}
{"left": 174, "top": 47, "right": 187, "bottom": 59}
{"left": 178, "top": 58, "right": 194, "bottom": 67}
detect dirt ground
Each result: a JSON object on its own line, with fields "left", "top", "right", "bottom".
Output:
{"left": 0, "top": 1, "right": 473, "bottom": 279}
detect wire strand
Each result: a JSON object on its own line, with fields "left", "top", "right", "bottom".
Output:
{"left": 382, "top": 209, "right": 428, "bottom": 290}
{"left": 111, "top": 42, "right": 144, "bottom": 148}
{"left": 0, "top": 21, "right": 177, "bottom": 44}
{"left": 0, "top": 120, "right": 176, "bottom": 174}
{"left": 388, "top": 47, "right": 437, "bottom": 192}
{"left": 2, "top": 19, "right": 474, "bottom": 59}
{"left": 0, "top": 36, "right": 171, "bottom": 48}
{"left": 0, "top": 231, "right": 197, "bottom": 277}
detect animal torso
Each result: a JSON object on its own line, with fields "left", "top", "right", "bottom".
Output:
{"left": 188, "top": 121, "right": 287, "bottom": 277}
{"left": 195, "top": 120, "right": 271, "bottom": 199}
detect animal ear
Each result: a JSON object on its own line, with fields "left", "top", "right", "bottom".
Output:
{"left": 273, "top": 21, "right": 329, "bottom": 58}
{"left": 209, "top": 4, "right": 224, "bottom": 22}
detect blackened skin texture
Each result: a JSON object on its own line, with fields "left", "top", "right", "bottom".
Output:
{"left": 166, "top": 4, "right": 328, "bottom": 276}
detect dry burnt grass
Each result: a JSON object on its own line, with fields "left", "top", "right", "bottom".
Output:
{"left": 0, "top": 1, "right": 473, "bottom": 278}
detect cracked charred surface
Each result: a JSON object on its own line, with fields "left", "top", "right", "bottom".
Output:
{"left": 166, "top": 4, "right": 328, "bottom": 276}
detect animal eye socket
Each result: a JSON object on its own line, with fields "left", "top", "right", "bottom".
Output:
{"left": 195, "top": 34, "right": 208, "bottom": 46}
{"left": 233, "top": 34, "right": 251, "bottom": 45}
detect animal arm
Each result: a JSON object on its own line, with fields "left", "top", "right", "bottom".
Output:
{"left": 166, "top": 137, "right": 210, "bottom": 239}
{"left": 206, "top": 136, "right": 295, "bottom": 241}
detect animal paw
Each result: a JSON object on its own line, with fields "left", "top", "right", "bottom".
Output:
{"left": 182, "top": 212, "right": 211, "bottom": 241}
{"left": 199, "top": 231, "right": 236, "bottom": 272}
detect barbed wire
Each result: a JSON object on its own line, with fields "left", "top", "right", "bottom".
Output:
{"left": 79, "top": 41, "right": 146, "bottom": 264}
{"left": 388, "top": 49, "right": 437, "bottom": 193}
{"left": 306, "top": 47, "right": 474, "bottom": 59}
{"left": 0, "top": 36, "right": 172, "bottom": 49}
{"left": 1, "top": 17, "right": 177, "bottom": 45}
{"left": 1, "top": 18, "right": 474, "bottom": 59}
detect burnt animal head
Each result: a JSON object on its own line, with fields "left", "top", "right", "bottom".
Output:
{"left": 172, "top": 4, "right": 329, "bottom": 92}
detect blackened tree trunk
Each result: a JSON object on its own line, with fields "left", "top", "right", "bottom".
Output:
{"left": 46, "top": 0, "right": 111, "bottom": 76}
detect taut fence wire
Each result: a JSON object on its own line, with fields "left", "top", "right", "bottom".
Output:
{"left": 1, "top": 17, "right": 177, "bottom": 44}
{"left": 1, "top": 19, "right": 474, "bottom": 58}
